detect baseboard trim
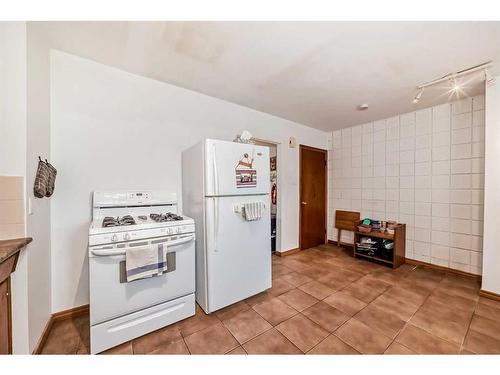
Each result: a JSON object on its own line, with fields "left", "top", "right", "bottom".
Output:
{"left": 32, "top": 316, "right": 55, "bottom": 354}
{"left": 405, "top": 259, "right": 481, "bottom": 281}
{"left": 52, "top": 304, "right": 90, "bottom": 321}
{"left": 479, "top": 289, "right": 500, "bottom": 302}
{"left": 276, "top": 248, "right": 300, "bottom": 257}
{"left": 32, "top": 304, "right": 90, "bottom": 354}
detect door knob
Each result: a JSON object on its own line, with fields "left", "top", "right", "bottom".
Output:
{"left": 301, "top": 201, "right": 308, "bottom": 205}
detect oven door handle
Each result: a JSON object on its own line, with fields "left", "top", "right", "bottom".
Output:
{"left": 91, "top": 235, "right": 195, "bottom": 257}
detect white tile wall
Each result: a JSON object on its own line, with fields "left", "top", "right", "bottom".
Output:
{"left": 0, "top": 176, "right": 25, "bottom": 239}
{"left": 328, "top": 96, "right": 485, "bottom": 275}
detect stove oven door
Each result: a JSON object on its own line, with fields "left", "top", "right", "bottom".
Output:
{"left": 89, "top": 233, "right": 195, "bottom": 325}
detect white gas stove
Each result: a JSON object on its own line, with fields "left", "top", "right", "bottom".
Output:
{"left": 89, "top": 191, "right": 195, "bottom": 246}
{"left": 88, "top": 190, "right": 195, "bottom": 354}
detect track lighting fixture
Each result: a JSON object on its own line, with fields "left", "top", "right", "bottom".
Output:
{"left": 412, "top": 61, "right": 493, "bottom": 104}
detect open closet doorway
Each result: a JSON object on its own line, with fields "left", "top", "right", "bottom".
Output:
{"left": 253, "top": 139, "right": 280, "bottom": 254}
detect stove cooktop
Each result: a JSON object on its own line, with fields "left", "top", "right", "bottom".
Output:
{"left": 89, "top": 213, "right": 195, "bottom": 244}
{"left": 101, "top": 212, "right": 183, "bottom": 227}
{"left": 92, "top": 212, "right": 192, "bottom": 234}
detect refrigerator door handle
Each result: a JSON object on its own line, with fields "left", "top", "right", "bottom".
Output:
{"left": 212, "top": 143, "right": 219, "bottom": 252}
{"left": 213, "top": 197, "right": 219, "bottom": 252}
{"left": 212, "top": 143, "right": 219, "bottom": 195}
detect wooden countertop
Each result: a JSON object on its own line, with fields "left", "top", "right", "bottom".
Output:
{"left": 0, "top": 238, "right": 32, "bottom": 264}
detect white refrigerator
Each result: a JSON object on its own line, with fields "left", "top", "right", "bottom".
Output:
{"left": 182, "top": 139, "right": 271, "bottom": 313}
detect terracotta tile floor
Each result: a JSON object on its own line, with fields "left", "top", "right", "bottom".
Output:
{"left": 39, "top": 244, "right": 500, "bottom": 355}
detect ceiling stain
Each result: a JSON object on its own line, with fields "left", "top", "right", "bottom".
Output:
{"left": 169, "top": 22, "right": 229, "bottom": 64}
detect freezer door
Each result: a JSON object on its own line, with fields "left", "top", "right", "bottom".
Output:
{"left": 204, "top": 139, "right": 270, "bottom": 196}
{"left": 205, "top": 195, "right": 272, "bottom": 312}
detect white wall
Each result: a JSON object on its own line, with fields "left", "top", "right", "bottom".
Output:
{"left": 25, "top": 23, "right": 52, "bottom": 351}
{"left": 50, "top": 50, "right": 328, "bottom": 312}
{"left": 328, "top": 97, "right": 485, "bottom": 275}
{"left": 483, "top": 77, "right": 500, "bottom": 294}
{"left": 0, "top": 21, "right": 51, "bottom": 354}
{"left": 0, "top": 22, "right": 27, "bottom": 176}
{"left": 0, "top": 21, "right": 30, "bottom": 354}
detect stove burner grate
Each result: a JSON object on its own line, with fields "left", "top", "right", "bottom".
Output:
{"left": 149, "top": 212, "right": 184, "bottom": 222}
{"left": 102, "top": 215, "right": 136, "bottom": 227}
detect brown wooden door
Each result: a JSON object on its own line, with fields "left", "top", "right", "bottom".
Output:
{"left": 299, "top": 145, "right": 327, "bottom": 250}
{"left": 0, "top": 279, "right": 11, "bottom": 354}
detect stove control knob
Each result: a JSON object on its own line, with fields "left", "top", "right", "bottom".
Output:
{"left": 124, "top": 233, "right": 131, "bottom": 241}
{"left": 111, "top": 234, "right": 118, "bottom": 242}
{"left": 176, "top": 227, "right": 182, "bottom": 234}
{"left": 167, "top": 228, "right": 173, "bottom": 234}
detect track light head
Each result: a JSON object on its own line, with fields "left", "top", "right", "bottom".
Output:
{"left": 450, "top": 77, "right": 461, "bottom": 92}
{"left": 413, "top": 88, "right": 424, "bottom": 104}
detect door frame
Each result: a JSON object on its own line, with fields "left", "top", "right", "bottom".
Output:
{"left": 299, "top": 144, "right": 328, "bottom": 250}
{"left": 251, "top": 137, "right": 281, "bottom": 254}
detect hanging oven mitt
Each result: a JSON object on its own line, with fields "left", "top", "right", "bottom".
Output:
{"left": 45, "top": 160, "right": 57, "bottom": 197}
{"left": 33, "top": 157, "right": 50, "bottom": 198}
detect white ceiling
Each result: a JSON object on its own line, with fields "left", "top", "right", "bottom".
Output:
{"left": 36, "top": 21, "right": 500, "bottom": 131}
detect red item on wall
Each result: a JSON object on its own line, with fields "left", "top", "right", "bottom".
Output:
{"left": 271, "top": 182, "right": 277, "bottom": 205}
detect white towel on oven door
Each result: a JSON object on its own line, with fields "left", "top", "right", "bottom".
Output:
{"left": 157, "top": 243, "right": 168, "bottom": 276}
{"left": 125, "top": 244, "right": 167, "bottom": 282}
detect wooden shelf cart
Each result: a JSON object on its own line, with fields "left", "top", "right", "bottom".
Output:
{"left": 353, "top": 221, "right": 406, "bottom": 269}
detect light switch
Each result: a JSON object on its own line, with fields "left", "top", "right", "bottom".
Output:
{"left": 28, "top": 197, "right": 33, "bottom": 215}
